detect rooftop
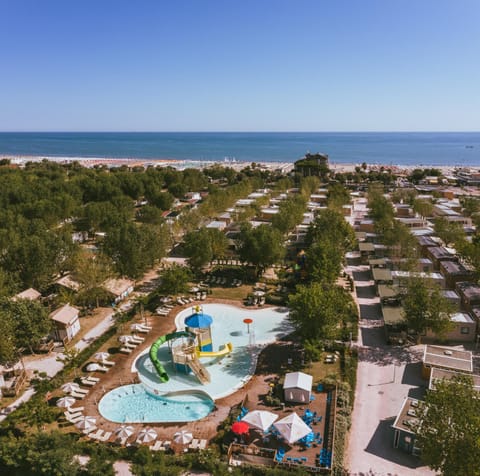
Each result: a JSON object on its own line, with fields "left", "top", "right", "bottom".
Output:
{"left": 382, "top": 305, "right": 405, "bottom": 325}
{"left": 13, "top": 288, "right": 41, "bottom": 301}
{"left": 392, "top": 397, "right": 422, "bottom": 435}
{"left": 429, "top": 368, "right": 480, "bottom": 392}
{"left": 103, "top": 278, "right": 134, "bottom": 297}
{"left": 423, "top": 345, "right": 473, "bottom": 373}
{"left": 50, "top": 303, "right": 79, "bottom": 325}
{"left": 372, "top": 268, "right": 392, "bottom": 282}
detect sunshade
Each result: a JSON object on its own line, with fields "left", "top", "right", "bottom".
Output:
{"left": 86, "top": 363, "right": 103, "bottom": 372}
{"left": 173, "top": 430, "right": 193, "bottom": 444}
{"left": 118, "top": 335, "right": 133, "bottom": 343}
{"left": 273, "top": 413, "right": 312, "bottom": 444}
{"left": 231, "top": 421, "right": 250, "bottom": 435}
{"left": 136, "top": 428, "right": 158, "bottom": 443}
{"left": 115, "top": 425, "right": 135, "bottom": 438}
{"left": 242, "top": 410, "right": 278, "bottom": 432}
{"left": 75, "top": 416, "right": 96, "bottom": 430}
{"left": 61, "top": 382, "right": 80, "bottom": 393}
{"left": 56, "top": 396, "right": 76, "bottom": 408}
{"left": 94, "top": 352, "right": 110, "bottom": 361}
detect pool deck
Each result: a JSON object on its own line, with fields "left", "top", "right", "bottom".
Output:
{"left": 76, "top": 298, "right": 292, "bottom": 449}
{"left": 74, "top": 299, "right": 331, "bottom": 466}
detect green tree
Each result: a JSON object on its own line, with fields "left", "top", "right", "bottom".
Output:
{"left": 0, "top": 298, "right": 52, "bottom": 354}
{"left": 237, "top": 224, "right": 285, "bottom": 275}
{"left": 160, "top": 265, "right": 192, "bottom": 295}
{"left": 434, "top": 217, "right": 465, "bottom": 247}
{"left": 327, "top": 183, "right": 350, "bottom": 209}
{"left": 416, "top": 374, "right": 480, "bottom": 476}
{"left": 307, "top": 241, "right": 344, "bottom": 285}
{"left": 271, "top": 196, "right": 307, "bottom": 234}
{"left": 401, "top": 278, "right": 454, "bottom": 342}
{"left": 412, "top": 198, "right": 433, "bottom": 224}
{"left": 289, "top": 283, "right": 351, "bottom": 340}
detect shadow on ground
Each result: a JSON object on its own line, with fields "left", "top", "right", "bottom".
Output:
{"left": 359, "top": 303, "right": 383, "bottom": 320}
{"left": 356, "top": 285, "right": 377, "bottom": 299}
{"left": 364, "top": 417, "right": 425, "bottom": 469}
{"left": 358, "top": 341, "right": 424, "bottom": 367}
{"left": 353, "top": 270, "right": 372, "bottom": 282}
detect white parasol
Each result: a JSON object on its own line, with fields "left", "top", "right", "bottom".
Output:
{"left": 173, "top": 429, "right": 193, "bottom": 444}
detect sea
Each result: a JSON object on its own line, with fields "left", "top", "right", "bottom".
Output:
{"left": 0, "top": 132, "right": 479, "bottom": 167}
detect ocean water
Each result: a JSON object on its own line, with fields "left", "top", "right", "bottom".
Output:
{"left": 0, "top": 132, "right": 479, "bottom": 166}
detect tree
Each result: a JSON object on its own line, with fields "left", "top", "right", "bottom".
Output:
{"left": 401, "top": 278, "right": 454, "bottom": 342}
{"left": 289, "top": 283, "right": 351, "bottom": 340}
{"left": 416, "top": 374, "right": 480, "bottom": 476}
{"left": 327, "top": 183, "right": 350, "bottom": 209}
{"left": 307, "top": 241, "right": 344, "bottom": 285}
{"left": 271, "top": 196, "right": 307, "bottom": 234}
{"left": 0, "top": 298, "right": 52, "bottom": 354}
{"left": 159, "top": 265, "right": 192, "bottom": 296}
{"left": 237, "top": 224, "right": 285, "bottom": 275}
{"left": 434, "top": 217, "right": 465, "bottom": 247}
{"left": 183, "top": 227, "right": 228, "bottom": 272}
{"left": 412, "top": 198, "right": 433, "bottom": 224}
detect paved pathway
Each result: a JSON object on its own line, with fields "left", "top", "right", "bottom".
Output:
{"left": 345, "top": 256, "right": 434, "bottom": 476}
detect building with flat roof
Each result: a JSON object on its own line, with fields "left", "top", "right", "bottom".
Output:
{"left": 439, "top": 260, "right": 474, "bottom": 289}
{"left": 429, "top": 368, "right": 480, "bottom": 392}
{"left": 392, "top": 397, "right": 422, "bottom": 455}
{"left": 456, "top": 281, "right": 480, "bottom": 312}
{"left": 422, "top": 345, "right": 473, "bottom": 379}
{"left": 425, "top": 312, "right": 477, "bottom": 343}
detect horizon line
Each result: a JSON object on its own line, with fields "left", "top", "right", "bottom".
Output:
{"left": 1, "top": 130, "right": 480, "bottom": 134}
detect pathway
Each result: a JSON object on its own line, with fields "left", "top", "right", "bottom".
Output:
{"left": 345, "top": 255, "right": 434, "bottom": 476}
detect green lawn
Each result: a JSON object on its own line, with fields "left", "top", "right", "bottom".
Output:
{"left": 304, "top": 353, "right": 342, "bottom": 382}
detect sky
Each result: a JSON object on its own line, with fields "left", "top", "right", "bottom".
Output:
{"left": 0, "top": 0, "right": 479, "bottom": 132}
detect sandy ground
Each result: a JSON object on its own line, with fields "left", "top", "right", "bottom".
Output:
{"left": 345, "top": 256, "right": 435, "bottom": 476}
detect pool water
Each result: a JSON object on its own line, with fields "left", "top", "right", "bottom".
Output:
{"left": 98, "top": 384, "right": 214, "bottom": 423}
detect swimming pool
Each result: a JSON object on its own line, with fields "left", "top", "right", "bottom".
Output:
{"left": 136, "top": 303, "right": 291, "bottom": 400}
{"left": 99, "top": 303, "right": 291, "bottom": 423}
{"left": 98, "top": 385, "right": 214, "bottom": 423}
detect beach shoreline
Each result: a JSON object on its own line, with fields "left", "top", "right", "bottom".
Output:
{"left": 0, "top": 154, "right": 467, "bottom": 175}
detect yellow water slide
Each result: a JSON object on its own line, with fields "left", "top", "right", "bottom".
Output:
{"left": 197, "top": 342, "right": 233, "bottom": 358}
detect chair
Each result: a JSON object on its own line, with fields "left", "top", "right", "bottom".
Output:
{"left": 89, "top": 429, "right": 104, "bottom": 440}
{"left": 117, "top": 436, "right": 128, "bottom": 445}
{"left": 86, "top": 376, "right": 101, "bottom": 382}
{"left": 120, "top": 347, "right": 132, "bottom": 354}
{"left": 69, "top": 406, "right": 84, "bottom": 413}
{"left": 189, "top": 438, "right": 199, "bottom": 449}
{"left": 197, "top": 439, "right": 207, "bottom": 450}
{"left": 80, "top": 378, "right": 96, "bottom": 387}
{"left": 82, "top": 426, "right": 97, "bottom": 435}
{"left": 98, "top": 431, "right": 112, "bottom": 442}
{"left": 150, "top": 440, "right": 164, "bottom": 451}
{"left": 71, "top": 391, "right": 86, "bottom": 399}
{"left": 102, "top": 360, "right": 116, "bottom": 367}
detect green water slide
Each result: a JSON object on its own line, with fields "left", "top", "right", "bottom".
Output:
{"left": 149, "top": 331, "right": 193, "bottom": 382}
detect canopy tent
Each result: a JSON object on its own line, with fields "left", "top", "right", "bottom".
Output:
{"left": 273, "top": 413, "right": 312, "bottom": 444}
{"left": 173, "top": 430, "right": 193, "bottom": 444}
{"left": 241, "top": 410, "right": 278, "bottom": 432}
{"left": 283, "top": 371, "right": 313, "bottom": 404}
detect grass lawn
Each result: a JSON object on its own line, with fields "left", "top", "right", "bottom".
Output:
{"left": 209, "top": 285, "right": 250, "bottom": 301}
{"left": 304, "top": 353, "right": 342, "bottom": 383}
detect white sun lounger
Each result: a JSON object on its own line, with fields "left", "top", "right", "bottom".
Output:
{"left": 83, "top": 426, "right": 97, "bottom": 435}
{"left": 120, "top": 347, "right": 133, "bottom": 354}
{"left": 66, "top": 414, "right": 84, "bottom": 423}
{"left": 88, "top": 429, "right": 104, "bottom": 440}
{"left": 102, "top": 360, "right": 116, "bottom": 367}
{"left": 197, "top": 439, "right": 207, "bottom": 450}
{"left": 80, "top": 378, "right": 96, "bottom": 387}
{"left": 68, "top": 406, "right": 84, "bottom": 413}
{"left": 98, "top": 431, "right": 112, "bottom": 442}
{"left": 71, "top": 391, "right": 87, "bottom": 399}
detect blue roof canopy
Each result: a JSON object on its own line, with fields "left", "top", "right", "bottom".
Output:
{"left": 185, "top": 312, "right": 213, "bottom": 328}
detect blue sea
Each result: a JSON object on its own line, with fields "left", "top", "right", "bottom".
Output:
{"left": 0, "top": 132, "right": 479, "bottom": 166}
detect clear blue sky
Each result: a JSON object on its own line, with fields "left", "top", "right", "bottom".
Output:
{"left": 1, "top": 0, "right": 479, "bottom": 132}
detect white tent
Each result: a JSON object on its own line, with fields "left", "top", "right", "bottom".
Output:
{"left": 283, "top": 371, "right": 312, "bottom": 404}
{"left": 241, "top": 410, "right": 278, "bottom": 432}
{"left": 273, "top": 413, "right": 312, "bottom": 444}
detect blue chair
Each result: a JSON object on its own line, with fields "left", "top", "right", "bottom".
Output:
{"left": 316, "top": 383, "right": 324, "bottom": 392}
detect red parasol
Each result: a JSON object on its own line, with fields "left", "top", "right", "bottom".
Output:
{"left": 231, "top": 421, "right": 250, "bottom": 435}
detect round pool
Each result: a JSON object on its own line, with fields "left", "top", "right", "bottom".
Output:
{"left": 99, "top": 384, "right": 214, "bottom": 423}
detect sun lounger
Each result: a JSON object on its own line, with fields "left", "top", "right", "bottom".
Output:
{"left": 98, "top": 431, "right": 112, "bottom": 442}
{"left": 117, "top": 436, "right": 128, "bottom": 445}
{"left": 72, "top": 387, "right": 89, "bottom": 395}
{"left": 65, "top": 410, "right": 83, "bottom": 419}
{"left": 120, "top": 347, "right": 133, "bottom": 354}
{"left": 88, "top": 429, "right": 104, "bottom": 440}
{"left": 130, "top": 336, "right": 144, "bottom": 343}
{"left": 189, "top": 438, "right": 199, "bottom": 449}
{"left": 71, "top": 391, "right": 87, "bottom": 399}
{"left": 95, "top": 366, "right": 110, "bottom": 372}
{"left": 85, "top": 376, "right": 100, "bottom": 382}
{"left": 69, "top": 406, "right": 84, "bottom": 413}
{"left": 80, "top": 378, "right": 97, "bottom": 387}
{"left": 66, "top": 414, "right": 84, "bottom": 423}
{"left": 150, "top": 440, "right": 164, "bottom": 451}
{"left": 83, "top": 426, "right": 97, "bottom": 435}
{"left": 101, "top": 360, "right": 116, "bottom": 366}
{"left": 124, "top": 342, "right": 137, "bottom": 349}
{"left": 197, "top": 439, "right": 207, "bottom": 450}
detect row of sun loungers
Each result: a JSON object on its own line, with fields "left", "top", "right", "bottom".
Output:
{"left": 120, "top": 335, "right": 145, "bottom": 354}
{"left": 88, "top": 429, "right": 113, "bottom": 442}
{"left": 205, "top": 276, "right": 242, "bottom": 286}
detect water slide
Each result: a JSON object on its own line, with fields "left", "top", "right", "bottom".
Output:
{"left": 149, "top": 331, "right": 193, "bottom": 383}
{"left": 197, "top": 342, "right": 233, "bottom": 358}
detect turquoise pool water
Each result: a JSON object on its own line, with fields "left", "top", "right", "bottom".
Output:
{"left": 99, "top": 303, "right": 291, "bottom": 423}
{"left": 98, "top": 384, "right": 214, "bottom": 423}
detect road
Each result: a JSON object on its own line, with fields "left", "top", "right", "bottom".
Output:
{"left": 345, "top": 256, "right": 435, "bottom": 476}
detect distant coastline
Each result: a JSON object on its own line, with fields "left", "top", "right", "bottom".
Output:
{"left": 0, "top": 132, "right": 479, "bottom": 167}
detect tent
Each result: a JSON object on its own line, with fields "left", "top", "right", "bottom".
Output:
{"left": 241, "top": 410, "right": 278, "bottom": 432}
{"left": 273, "top": 413, "right": 312, "bottom": 444}
{"left": 283, "top": 371, "right": 312, "bottom": 404}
